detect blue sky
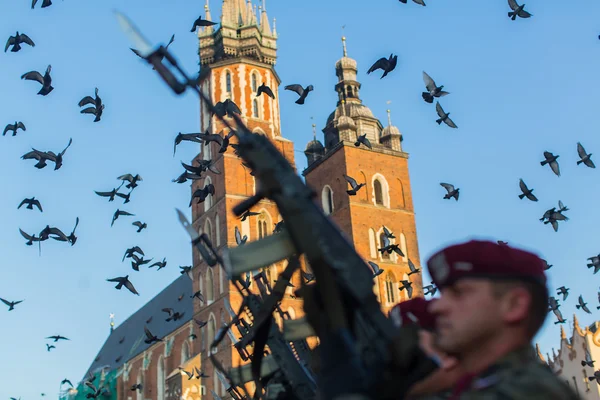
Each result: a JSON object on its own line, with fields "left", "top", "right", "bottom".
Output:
{"left": 1, "top": 0, "right": 599, "bottom": 398}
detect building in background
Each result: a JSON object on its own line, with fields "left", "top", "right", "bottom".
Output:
{"left": 540, "top": 315, "right": 600, "bottom": 399}
{"left": 69, "top": 0, "right": 424, "bottom": 398}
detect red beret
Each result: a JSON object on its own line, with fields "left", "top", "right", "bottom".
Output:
{"left": 426, "top": 240, "right": 547, "bottom": 289}
{"left": 389, "top": 297, "right": 436, "bottom": 331}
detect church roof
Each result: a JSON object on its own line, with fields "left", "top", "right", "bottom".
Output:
{"left": 335, "top": 56, "right": 357, "bottom": 71}
{"left": 305, "top": 139, "right": 324, "bottom": 153}
{"left": 381, "top": 124, "right": 401, "bottom": 137}
{"left": 326, "top": 102, "right": 376, "bottom": 127}
{"left": 83, "top": 274, "right": 194, "bottom": 379}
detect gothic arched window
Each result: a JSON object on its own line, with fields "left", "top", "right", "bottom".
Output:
{"left": 251, "top": 73, "right": 258, "bottom": 92}
{"left": 204, "top": 218, "right": 213, "bottom": 243}
{"left": 257, "top": 212, "right": 269, "bottom": 239}
{"left": 347, "top": 85, "right": 353, "bottom": 97}
{"left": 206, "top": 269, "right": 215, "bottom": 304}
{"left": 207, "top": 314, "right": 217, "bottom": 353}
{"left": 368, "top": 229, "right": 377, "bottom": 258}
{"left": 136, "top": 372, "right": 142, "bottom": 400}
{"left": 225, "top": 71, "right": 232, "bottom": 94}
{"left": 374, "top": 179, "right": 384, "bottom": 206}
{"left": 384, "top": 272, "right": 396, "bottom": 304}
{"left": 156, "top": 356, "right": 165, "bottom": 400}
{"left": 380, "top": 232, "right": 390, "bottom": 260}
{"left": 204, "top": 176, "right": 213, "bottom": 212}
{"left": 252, "top": 99, "right": 259, "bottom": 118}
{"left": 181, "top": 341, "right": 190, "bottom": 364}
{"left": 322, "top": 186, "right": 334, "bottom": 215}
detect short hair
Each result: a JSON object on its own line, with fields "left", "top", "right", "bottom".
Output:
{"left": 491, "top": 279, "right": 548, "bottom": 338}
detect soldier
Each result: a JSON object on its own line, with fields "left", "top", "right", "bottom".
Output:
{"left": 426, "top": 239, "right": 579, "bottom": 399}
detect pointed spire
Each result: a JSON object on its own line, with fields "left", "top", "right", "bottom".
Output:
{"left": 312, "top": 123, "right": 317, "bottom": 141}
{"left": 272, "top": 18, "right": 277, "bottom": 36}
{"left": 246, "top": 0, "right": 254, "bottom": 25}
{"left": 535, "top": 343, "right": 546, "bottom": 362}
{"left": 253, "top": 4, "right": 258, "bottom": 25}
{"left": 260, "top": 0, "right": 272, "bottom": 35}
{"left": 109, "top": 313, "right": 115, "bottom": 333}
{"left": 221, "top": 0, "right": 247, "bottom": 27}
{"left": 204, "top": 0, "right": 214, "bottom": 34}
{"left": 341, "top": 36, "right": 347, "bottom": 57}
{"left": 386, "top": 109, "right": 392, "bottom": 126}
{"left": 560, "top": 325, "right": 566, "bottom": 340}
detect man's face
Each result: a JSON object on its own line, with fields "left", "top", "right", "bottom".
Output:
{"left": 429, "top": 278, "right": 503, "bottom": 355}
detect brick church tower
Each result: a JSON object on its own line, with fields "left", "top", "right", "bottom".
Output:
{"left": 303, "top": 36, "right": 424, "bottom": 315}
{"left": 192, "top": 0, "right": 303, "bottom": 397}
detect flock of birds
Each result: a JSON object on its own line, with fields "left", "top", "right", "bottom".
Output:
{"left": 3, "top": 0, "right": 600, "bottom": 397}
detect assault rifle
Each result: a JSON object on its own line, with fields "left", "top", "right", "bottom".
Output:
{"left": 115, "top": 12, "right": 436, "bottom": 399}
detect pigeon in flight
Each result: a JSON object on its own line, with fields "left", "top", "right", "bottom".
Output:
{"left": 148, "top": 258, "right": 167, "bottom": 271}
{"left": 18, "top": 197, "right": 42, "bottom": 212}
{"left": 518, "top": 179, "right": 538, "bottom": 201}
{"left": 19, "top": 228, "right": 42, "bottom": 247}
{"left": 95, "top": 188, "right": 119, "bottom": 202}
{"left": 3, "top": 121, "right": 26, "bottom": 136}
{"left": 21, "top": 65, "right": 53, "bottom": 95}
{"left": 173, "top": 133, "right": 203, "bottom": 156}
{"left": 46, "top": 344, "right": 55, "bottom": 351}
{"left": 588, "top": 255, "right": 600, "bottom": 274}
{"left": 190, "top": 15, "right": 216, "bottom": 32}
{"left": 368, "top": 261, "right": 384, "bottom": 278}
{"left": 131, "top": 35, "right": 174, "bottom": 69}
{"left": 78, "top": 88, "right": 104, "bottom": 122}
{"left": 132, "top": 221, "right": 147, "bottom": 232}
{"left": 343, "top": 174, "right": 365, "bottom": 195}
{"left": 440, "top": 183, "right": 459, "bottom": 201}
{"left": 542, "top": 259, "right": 552, "bottom": 271}
{"left": 111, "top": 210, "right": 135, "bottom": 227}
{"left": 407, "top": 259, "right": 420, "bottom": 276}
{"left": 123, "top": 246, "right": 144, "bottom": 262}
{"left": 552, "top": 308, "right": 566, "bottom": 324}
{"left": 180, "top": 266, "right": 193, "bottom": 280}
{"left": 382, "top": 226, "right": 395, "bottom": 239}
{"left": 118, "top": 174, "right": 142, "bottom": 190}
{"left": 130, "top": 254, "right": 153, "bottom": 271}
{"left": 577, "top": 142, "right": 595, "bottom": 168}
{"left": 61, "top": 379, "right": 73, "bottom": 387}
{"left": 582, "top": 350, "right": 595, "bottom": 368}
{"left": 367, "top": 54, "right": 398, "bottom": 79}
{"left": 284, "top": 84, "right": 313, "bottom": 105}
{"left": 212, "top": 99, "right": 242, "bottom": 118}
{"left": 106, "top": 276, "right": 139, "bottom": 295}
{"left": 256, "top": 82, "right": 275, "bottom": 99}
{"left": 423, "top": 284, "right": 437, "bottom": 296}
{"left": 189, "top": 183, "right": 215, "bottom": 206}
{"left": 556, "top": 286, "right": 569, "bottom": 301}
{"left": 399, "top": 0, "right": 426, "bottom": 5}
{"left": 5, "top": 32, "right": 35, "bottom": 52}
{"left": 0, "top": 298, "right": 23, "bottom": 311}
{"left": 235, "top": 226, "right": 247, "bottom": 245}
{"left": 435, "top": 102, "right": 457, "bottom": 128}
{"left": 576, "top": 295, "right": 592, "bottom": 314}
{"left": 379, "top": 235, "right": 405, "bottom": 257}
{"left": 548, "top": 296, "right": 560, "bottom": 312}
{"left": 399, "top": 280, "right": 414, "bottom": 299}
{"left": 422, "top": 71, "right": 448, "bottom": 103}
{"left": 46, "top": 335, "right": 69, "bottom": 342}
{"left": 31, "top": 0, "right": 52, "bottom": 8}
{"left": 191, "top": 290, "right": 204, "bottom": 302}
{"left": 239, "top": 210, "right": 260, "bottom": 221}
{"left": 162, "top": 308, "right": 185, "bottom": 322}
{"left": 540, "top": 151, "right": 560, "bottom": 176}
{"left": 354, "top": 133, "right": 372, "bottom": 149}
{"left": 22, "top": 138, "right": 72, "bottom": 170}
{"left": 543, "top": 209, "right": 568, "bottom": 232}
{"left": 507, "top": 0, "right": 532, "bottom": 20}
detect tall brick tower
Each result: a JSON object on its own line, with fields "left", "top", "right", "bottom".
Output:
{"left": 193, "top": 0, "right": 303, "bottom": 396}
{"left": 303, "top": 36, "right": 424, "bottom": 315}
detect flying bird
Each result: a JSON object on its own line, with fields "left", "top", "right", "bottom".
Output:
{"left": 256, "top": 82, "right": 275, "bottom": 99}
{"left": 148, "top": 258, "right": 167, "bottom": 271}
{"left": 19, "top": 228, "right": 42, "bottom": 247}
{"left": 407, "top": 259, "right": 420, "bottom": 276}
{"left": 423, "top": 284, "right": 437, "bottom": 296}
{"left": 5, "top": 32, "right": 35, "bottom": 52}
{"left": 422, "top": 71, "right": 448, "bottom": 103}
{"left": 130, "top": 254, "right": 153, "bottom": 271}
{"left": 106, "top": 276, "right": 139, "bottom": 295}
{"left": 162, "top": 308, "right": 185, "bottom": 322}
{"left": 284, "top": 84, "right": 314, "bottom": 105}
{"left": 382, "top": 226, "right": 395, "bottom": 239}
{"left": 46, "top": 344, "right": 55, "bottom": 351}
{"left": 212, "top": 99, "right": 241, "bottom": 118}
{"left": 518, "top": 179, "right": 538, "bottom": 201}
{"left": 132, "top": 221, "right": 147, "bottom": 232}
{"left": 174, "top": 132, "right": 203, "bottom": 156}
{"left": 131, "top": 35, "right": 174, "bottom": 69}
{"left": 587, "top": 255, "right": 600, "bottom": 274}
{"left": 399, "top": 280, "right": 414, "bottom": 299}
{"left": 190, "top": 15, "right": 216, "bottom": 32}
{"left": 3, "top": 122, "right": 26, "bottom": 136}
{"left": 189, "top": 183, "right": 215, "bottom": 206}
{"left": 191, "top": 290, "right": 204, "bottom": 302}
{"left": 95, "top": 189, "right": 119, "bottom": 202}
{"left": 576, "top": 295, "right": 592, "bottom": 314}
{"left": 354, "top": 133, "right": 372, "bottom": 149}
{"left": 343, "top": 174, "right": 365, "bottom": 195}
{"left": 556, "top": 286, "right": 569, "bottom": 301}
{"left": 235, "top": 226, "right": 247, "bottom": 245}
{"left": 143, "top": 326, "right": 162, "bottom": 344}
{"left": 61, "top": 379, "right": 73, "bottom": 387}
{"left": 367, "top": 54, "right": 398, "bottom": 79}
{"left": 123, "top": 246, "right": 144, "bottom": 262}
{"left": 180, "top": 266, "right": 193, "bottom": 280}
{"left": 22, "top": 138, "right": 72, "bottom": 170}
{"left": 435, "top": 102, "right": 457, "bottom": 128}
{"left": 117, "top": 174, "right": 142, "bottom": 190}
{"left": 302, "top": 270, "right": 315, "bottom": 283}
{"left": 78, "top": 88, "right": 104, "bottom": 122}
{"left": 507, "top": 0, "right": 532, "bottom": 20}
{"left": 46, "top": 335, "right": 69, "bottom": 342}
{"left": 552, "top": 308, "right": 566, "bottom": 324}
{"left": 239, "top": 210, "right": 260, "bottom": 221}
{"left": 582, "top": 350, "right": 595, "bottom": 368}
{"left": 21, "top": 65, "right": 53, "bottom": 95}
{"left": 542, "top": 259, "right": 553, "bottom": 271}
{"left": 368, "top": 261, "right": 384, "bottom": 278}
{"left": 111, "top": 210, "right": 135, "bottom": 227}
{"left": 18, "top": 197, "right": 42, "bottom": 212}
{"left": 379, "top": 235, "right": 405, "bottom": 257}
{"left": 399, "top": 0, "right": 426, "bottom": 5}
{"left": 31, "top": 0, "right": 52, "bottom": 8}
{"left": 440, "top": 183, "right": 459, "bottom": 201}
{"left": 0, "top": 298, "right": 23, "bottom": 311}
{"left": 577, "top": 142, "right": 595, "bottom": 168}
{"left": 540, "top": 151, "right": 560, "bottom": 176}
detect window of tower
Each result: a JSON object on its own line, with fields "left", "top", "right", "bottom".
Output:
{"left": 258, "top": 216, "right": 269, "bottom": 239}
{"left": 374, "top": 179, "right": 384, "bottom": 206}
{"left": 252, "top": 99, "right": 259, "bottom": 118}
{"left": 322, "top": 186, "right": 334, "bottom": 215}
{"left": 347, "top": 85, "right": 353, "bottom": 97}
{"left": 251, "top": 73, "right": 258, "bottom": 92}
{"left": 380, "top": 232, "right": 391, "bottom": 260}
{"left": 225, "top": 71, "right": 232, "bottom": 94}
{"left": 385, "top": 272, "right": 396, "bottom": 304}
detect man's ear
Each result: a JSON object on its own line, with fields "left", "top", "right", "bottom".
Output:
{"left": 501, "top": 286, "right": 530, "bottom": 325}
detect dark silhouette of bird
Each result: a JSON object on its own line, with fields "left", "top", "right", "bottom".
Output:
{"left": 130, "top": 384, "right": 142, "bottom": 393}
{"left": 78, "top": 88, "right": 104, "bottom": 122}
{"left": 46, "top": 344, "right": 55, "bottom": 351}
{"left": 212, "top": 99, "right": 241, "bottom": 118}
{"left": 18, "top": 197, "right": 42, "bottom": 212}
{"left": 343, "top": 174, "right": 365, "bottom": 195}
{"left": 544, "top": 209, "right": 568, "bottom": 232}
{"left": 61, "top": 379, "right": 73, "bottom": 387}
{"left": 190, "top": 183, "right": 215, "bottom": 206}
{"left": 582, "top": 350, "right": 595, "bottom": 368}
{"left": 132, "top": 221, "right": 147, "bottom": 232}
{"left": 0, "top": 298, "right": 23, "bottom": 311}
{"left": 368, "top": 261, "right": 384, "bottom": 278}
{"left": 194, "top": 367, "right": 209, "bottom": 379}
{"left": 548, "top": 296, "right": 560, "bottom": 312}
{"left": 382, "top": 226, "right": 396, "bottom": 239}
{"left": 148, "top": 258, "right": 167, "bottom": 271}
{"left": 424, "top": 284, "right": 437, "bottom": 296}
{"left": 21, "top": 138, "right": 72, "bottom": 170}
{"left": 162, "top": 308, "right": 185, "bottom": 322}
{"left": 435, "top": 102, "right": 457, "bottom": 128}
{"left": 556, "top": 286, "right": 569, "bottom": 301}
{"left": 367, "top": 54, "right": 398, "bottom": 79}
{"left": 497, "top": 240, "right": 508, "bottom": 246}
{"left": 107, "top": 275, "right": 139, "bottom": 295}
{"left": 302, "top": 270, "right": 315, "bottom": 283}
{"left": 174, "top": 132, "right": 203, "bottom": 156}
{"left": 239, "top": 210, "right": 260, "bottom": 221}
{"left": 190, "top": 15, "right": 216, "bottom": 32}
{"left": 19, "top": 228, "right": 42, "bottom": 247}
{"left": 115, "top": 190, "right": 133, "bottom": 204}
{"left": 539, "top": 207, "right": 556, "bottom": 222}
{"left": 46, "top": 335, "right": 69, "bottom": 342}
{"left": 191, "top": 290, "right": 204, "bottom": 302}
{"left": 576, "top": 295, "right": 592, "bottom": 314}
{"left": 399, "top": 0, "right": 426, "bottom": 5}
{"left": 540, "top": 151, "right": 560, "bottom": 176}
{"left": 552, "top": 308, "right": 566, "bottom": 324}
{"left": 379, "top": 235, "right": 405, "bottom": 257}
{"left": 256, "top": 82, "right": 275, "bottom": 99}
{"left": 5, "top": 32, "right": 35, "bottom": 52}
{"left": 131, "top": 35, "right": 174, "bottom": 69}
{"left": 518, "top": 179, "right": 538, "bottom": 201}
{"left": 3, "top": 121, "right": 26, "bottom": 136}
{"left": 95, "top": 188, "right": 119, "bottom": 202}
{"left": 143, "top": 326, "right": 162, "bottom": 344}
{"left": 117, "top": 174, "right": 142, "bottom": 189}
{"left": 577, "top": 142, "right": 595, "bottom": 168}
{"left": 180, "top": 266, "right": 193, "bottom": 280}
{"left": 172, "top": 171, "right": 202, "bottom": 184}
{"left": 399, "top": 280, "right": 414, "bottom": 299}
{"left": 123, "top": 246, "right": 144, "bottom": 262}
{"left": 507, "top": 0, "right": 532, "bottom": 20}
{"left": 542, "top": 259, "right": 553, "bottom": 271}
{"left": 588, "top": 255, "right": 600, "bottom": 274}
{"left": 235, "top": 226, "right": 247, "bottom": 245}
{"left": 354, "top": 133, "right": 372, "bottom": 149}
{"left": 130, "top": 254, "right": 152, "bottom": 271}
{"left": 440, "top": 183, "right": 459, "bottom": 201}
{"left": 284, "top": 84, "right": 314, "bottom": 104}
{"left": 407, "top": 259, "right": 420, "bottom": 276}
{"left": 422, "top": 71, "right": 448, "bottom": 103}
{"left": 194, "top": 319, "right": 208, "bottom": 328}
{"left": 111, "top": 210, "right": 135, "bottom": 227}
{"left": 21, "top": 65, "right": 53, "bottom": 95}
{"left": 31, "top": 0, "right": 52, "bottom": 8}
